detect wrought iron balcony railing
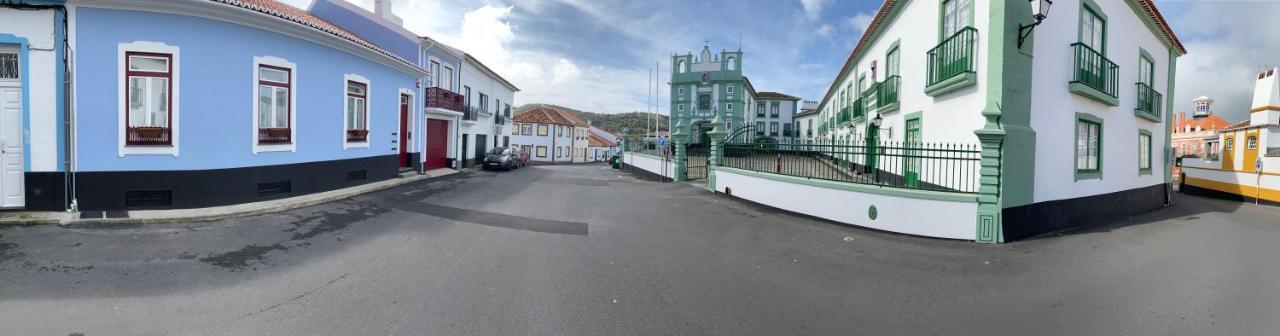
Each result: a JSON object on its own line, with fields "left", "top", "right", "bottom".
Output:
{"left": 927, "top": 27, "right": 978, "bottom": 87}
{"left": 1071, "top": 43, "right": 1119, "bottom": 98}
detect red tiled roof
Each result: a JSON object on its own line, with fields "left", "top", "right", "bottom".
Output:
{"left": 587, "top": 133, "right": 614, "bottom": 147}
{"left": 756, "top": 91, "right": 801, "bottom": 100}
{"left": 212, "top": 0, "right": 421, "bottom": 70}
{"left": 513, "top": 105, "right": 574, "bottom": 126}
{"left": 1172, "top": 112, "right": 1230, "bottom": 133}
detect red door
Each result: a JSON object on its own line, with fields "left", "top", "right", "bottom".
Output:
{"left": 399, "top": 95, "right": 410, "bottom": 167}
{"left": 425, "top": 119, "right": 449, "bottom": 170}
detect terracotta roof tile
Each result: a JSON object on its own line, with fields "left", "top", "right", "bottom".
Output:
{"left": 513, "top": 106, "right": 574, "bottom": 126}
{"left": 588, "top": 133, "right": 613, "bottom": 147}
{"left": 756, "top": 91, "right": 801, "bottom": 100}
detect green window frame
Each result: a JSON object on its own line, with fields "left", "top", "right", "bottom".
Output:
{"left": 1138, "top": 130, "right": 1152, "bottom": 175}
{"left": 1138, "top": 51, "right": 1154, "bottom": 86}
{"left": 1078, "top": 0, "right": 1106, "bottom": 54}
{"left": 939, "top": 0, "right": 973, "bottom": 39}
{"left": 1075, "top": 113, "right": 1103, "bottom": 180}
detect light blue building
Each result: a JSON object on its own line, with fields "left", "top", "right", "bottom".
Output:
{"left": 58, "top": 0, "right": 426, "bottom": 210}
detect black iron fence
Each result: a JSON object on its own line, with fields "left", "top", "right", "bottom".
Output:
{"left": 721, "top": 139, "right": 981, "bottom": 193}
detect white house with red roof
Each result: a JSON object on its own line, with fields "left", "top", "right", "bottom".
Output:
{"left": 511, "top": 105, "right": 590, "bottom": 163}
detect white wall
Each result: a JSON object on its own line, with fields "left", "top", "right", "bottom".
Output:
{"left": 817, "top": 0, "right": 989, "bottom": 147}
{"left": 1030, "top": 0, "right": 1174, "bottom": 203}
{"left": 1, "top": 8, "right": 57, "bottom": 172}
{"left": 714, "top": 168, "right": 978, "bottom": 240}
{"left": 624, "top": 152, "right": 674, "bottom": 178}
{"left": 459, "top": 57, "right": 516, "bottom": 163}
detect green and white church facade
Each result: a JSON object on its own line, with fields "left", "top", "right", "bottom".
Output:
{"left": 669, "top": 45, "right": 751, "bottom": 145}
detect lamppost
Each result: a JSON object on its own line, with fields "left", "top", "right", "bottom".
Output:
{"left": 1017, "top": 0, "right": 1054, "bottom": 49}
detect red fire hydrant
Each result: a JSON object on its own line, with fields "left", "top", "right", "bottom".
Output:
{"left": 776, "top": 153, "right": 782, "bottom": 173}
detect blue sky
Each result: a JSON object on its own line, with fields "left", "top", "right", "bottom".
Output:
{"left": 282, "top": 0, "right": 1279, "bottom": 123}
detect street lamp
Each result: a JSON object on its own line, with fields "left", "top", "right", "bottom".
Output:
{"left": 1017, "top": 0, "right": 1053, "bottom": 49}
{"left": 871, "top": 113, "right": 892, "bottom": 139}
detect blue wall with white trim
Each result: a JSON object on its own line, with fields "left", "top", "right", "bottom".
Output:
{"left": 74, "top": 7, "right": 419, "bottom": 172}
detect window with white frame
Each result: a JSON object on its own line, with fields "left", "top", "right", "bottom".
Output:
{"left": 726, "top": 103, "right": 733, "bottom": 111}
{"left": 678, "top": 104, "right": 684, "bottom": 112}
{"left": 726, "top": 84, "right": 734, "bottom": 94}
{"left": 256, "top": 63, "right": 292, "bottom": 145}
{"left": 512, "top": 123, "right": 520, "bottom": 135}
{"left": 345, "top": 79, "right": 369, "bottom": 143}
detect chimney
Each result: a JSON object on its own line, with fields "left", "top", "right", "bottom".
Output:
{"left": 1251, "top": 68, "right": 1280, "bottom": 126}
{"left": 374, "top": 0, "right": 403, "bottom": 25}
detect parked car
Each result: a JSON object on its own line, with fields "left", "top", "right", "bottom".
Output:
{"left": 483, "top": 147, "right": 520, "bottom": 171}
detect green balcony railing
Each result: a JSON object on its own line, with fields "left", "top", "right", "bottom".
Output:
{"left": 1135, "top": 82, "right": 1162, "bottom": 118}
{"left": 927, "top": 27, "right": 978, "bottom": 87}
{"left": 878, "top": 75, "right": 900, "bottom": 108}
{"left": 838, "top": 107, "right": 851, "bottom": 125}
{"left": 1071, "top": 43, "right": 1119, "bottom": 98}
{"left": 852, "top": 98, "right": 866, "bottom": 120}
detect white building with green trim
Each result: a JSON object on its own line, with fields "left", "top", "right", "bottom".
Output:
{"left": 708, "top": 0, "right": 1186, "bottom": 242}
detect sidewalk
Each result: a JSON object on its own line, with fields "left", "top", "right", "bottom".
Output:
{"left": 0, "top": 168, "right": 460, "bottom": 226}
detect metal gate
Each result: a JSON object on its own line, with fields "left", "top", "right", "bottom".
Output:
{"left": 684, "top": 143, "right": 709, "bottom": 180}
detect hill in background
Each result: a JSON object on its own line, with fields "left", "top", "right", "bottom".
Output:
{"left": 515, "top": 104, "right": 668, "bottom": 135}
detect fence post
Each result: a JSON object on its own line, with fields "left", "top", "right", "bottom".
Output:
{"left": 672, "top": 119, "right": 687, "bottom": 181}
{"left": 706, "top": 113, "right": 727, "bottom": 192}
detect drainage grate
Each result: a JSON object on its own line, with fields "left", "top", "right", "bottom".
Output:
{"left": 346, "top": 170, "right": 367, "bottom": 182}
{"left": 257, "top": 180, "right": 292, "bottom": 196}
{"left": 124, "top": 190, "right": 172, "bottom": 208}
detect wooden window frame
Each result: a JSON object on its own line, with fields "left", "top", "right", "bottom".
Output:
{"left": 344, "top": 78, "right": 370, "bottom": 145}
{"left": 256, "top": 64, "right": 293, "bottom": 146}
{"left": 124, "top": 51, "right": 174, "bottom": 146}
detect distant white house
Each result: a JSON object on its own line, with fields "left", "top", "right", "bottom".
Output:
{"left": 511, "top": 105, "right": 588, "bottom": 163}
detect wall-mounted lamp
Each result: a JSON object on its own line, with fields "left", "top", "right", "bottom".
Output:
{"left": 871, "top": 113, "right": 893, "bottom": 139}
{"left": 1017, "top": 0, "right": 1053, "bottom": 49}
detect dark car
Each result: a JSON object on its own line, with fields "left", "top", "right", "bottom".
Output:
{"left": 483, "top": 147, "right": 519, "bottom": 171}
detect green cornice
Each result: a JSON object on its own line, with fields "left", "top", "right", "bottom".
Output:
{"left": 1164, "top": 48, "right": 1178, "bottom": 184}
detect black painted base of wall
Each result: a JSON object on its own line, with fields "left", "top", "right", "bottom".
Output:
{"left": 69, "top": 154, "right": 400, "bottom": 211}
{"left": 1002, "top": 183, "right": 1169, "bottom": 241}
{"left": 24, "top": 172, "right": 68, "bottom": 211}
{"left": 1179, "top": 183, "right": 1280, "bottom": 207}
{"left": 619, "top": 162, "right": 673, "bottom": 182}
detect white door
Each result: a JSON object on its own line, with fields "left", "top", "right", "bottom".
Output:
{"left": 0, "top": 86, "right": 23, "bottom": 207}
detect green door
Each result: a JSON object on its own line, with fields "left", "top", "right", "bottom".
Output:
{"left": 904, "top": 118, "right": 921, "bottom": 188}
{"left": 864, "top": 123, "right": 880, "bottom": 174}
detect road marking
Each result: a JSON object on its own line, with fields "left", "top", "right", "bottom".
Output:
{"left": 397, "top": 202, "right": 589, "bottom": 236}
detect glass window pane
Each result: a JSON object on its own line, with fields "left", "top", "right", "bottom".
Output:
{"left": 151, "top": 78, "right": 168, "bottom": 126}
{"left": 274, "top": 87, "right": 288, "bottom": 127}
{"left": 346, "top": 97, "right": 357, "bottom": 130}
{"left": 355, "top": 99, "right": 366, "bottom": 129}
{"left": 0, "top": 52, "right": 18, "bottom": 79}
{"left": 129, "top": 77, "right": 146, "bottom": 127}
{"left": 129, "top": 56, "right": 168, "bottom": 72}
{"left": 347, "top": 82, "right": 365, "bottom": 96}
{"left": 260, "top": 67, "right": 288, "bottom": 83}
{"left": 259, "top": 86, "right": 272, "bottom": 127}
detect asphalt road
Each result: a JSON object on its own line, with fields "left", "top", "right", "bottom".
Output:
{"left": 1, "top": 164, "right": 1278, "bottom": 335}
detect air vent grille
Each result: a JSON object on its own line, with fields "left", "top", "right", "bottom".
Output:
{"left": 124, "top": 190, "right": 172, "bottom": 208}
{"left": 257, "top": 180, "right": 292, "bottom": 196}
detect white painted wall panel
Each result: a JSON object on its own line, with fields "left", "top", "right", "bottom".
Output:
{"left": 0, "top": 9, "right": 57, "bottom": 172}
{"left": 714, "top": 169, "right": 977, "bottom": 240}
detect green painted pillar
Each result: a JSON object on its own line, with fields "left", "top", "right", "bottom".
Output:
{"left": 672, "top": 119, "right": 688, "bottom": 181}
{"left": 706, "top": 113, "right": 727, "bottom": 192}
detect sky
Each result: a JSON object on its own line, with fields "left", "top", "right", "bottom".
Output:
{"left": 279, "top": 0, "right": 1280, "bottom": 123}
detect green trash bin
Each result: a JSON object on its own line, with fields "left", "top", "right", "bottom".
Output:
{"left": 611, "top": 155, "right": 621, "bottom": 169}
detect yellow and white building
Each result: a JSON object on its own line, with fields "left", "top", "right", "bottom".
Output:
{"left": 1181, "top": 68, "right": 1280, "bottom": 203}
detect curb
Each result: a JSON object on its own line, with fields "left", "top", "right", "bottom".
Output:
{"left": 0, "top": 169, "right": 463, "bottom": 227}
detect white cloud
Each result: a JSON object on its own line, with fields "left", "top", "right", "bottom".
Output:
{"left": 844, "top": 12, "right": 874, "bottom": 35}
{"left": 816, "top": 24, "right": 835, "bottom": 39}
{"left": 551, "top": 59, "right": 582, "bottom": 84}
{"left": 799, "top": 0, "right": 832, "bottom": 21}
{"left": 1167, "top": 2, "right": 1280, "bottom": 123}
